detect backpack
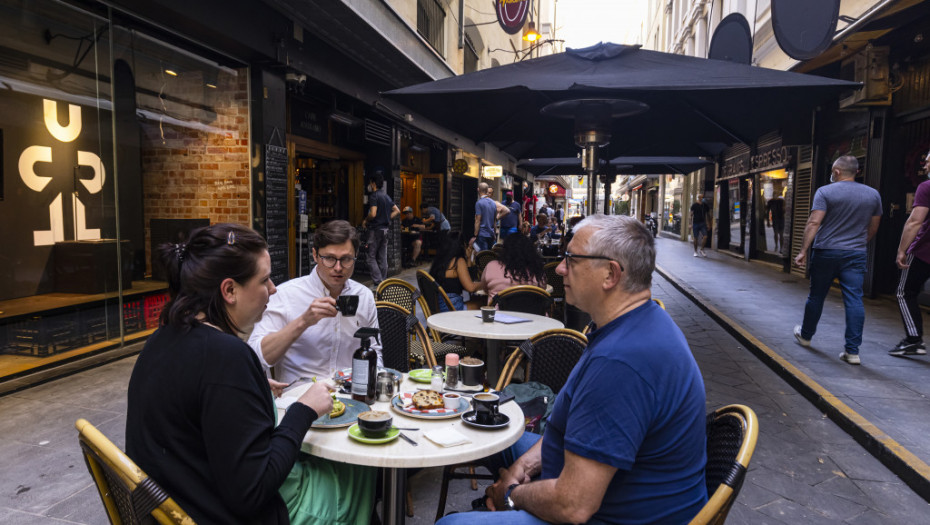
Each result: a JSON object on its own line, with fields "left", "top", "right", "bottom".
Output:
{"left": 502, "top": 381, "right": 555, "bottom": 434}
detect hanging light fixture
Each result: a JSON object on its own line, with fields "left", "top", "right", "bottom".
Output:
{"left": 523, "top": 22, "right": 540, "bottom": 42}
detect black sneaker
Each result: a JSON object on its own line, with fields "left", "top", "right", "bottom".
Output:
{"left": 888, "top": 339, "right": 927, "bottom": 357}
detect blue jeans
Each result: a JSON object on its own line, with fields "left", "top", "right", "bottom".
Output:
{"left": 439, "top": 292, "right": 466, "bottom": 312}
{"left": 436, "top": 433, "right": 543, "bottom": 525}
{"left": 801, "top": 249, "right": 867, "bottom": 354}
{"left": 475, "top": 236, "right": 495, "bottom": 252}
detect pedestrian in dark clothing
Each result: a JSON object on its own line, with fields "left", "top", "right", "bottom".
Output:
{"left": 361, "top": 173, "right": 400, "bottom": 286}
{"left": 891, "top": 148, "right": 930, "bottom": 357}
{"left": 690, "top": 194, "right": 710, "bottom": 257}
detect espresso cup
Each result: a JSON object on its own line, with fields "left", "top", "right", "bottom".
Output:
{"left": 472, "top": 393, "right": 500, "bottom": 424}
{"left": 480, "top": 306, "right": 496, "bottom": 322}
{"left": 443, "top": 392, "right": 461, "bottom": 410}
{"left": 357, "top": 410, "right": 393, "bottom": 438}
{"left": 459, "top": 358, "right": 485, "bottom": 387}
{"left": 336, "top": 295, "right": 360, "bottom": 316}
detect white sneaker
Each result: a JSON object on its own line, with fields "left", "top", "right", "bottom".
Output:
{"left": 693, "top": 252, "right": 698, "bottom": 257}
{"left": 700, "top": 250, "right": 707, "bottom": 257}
{"left": 793, "top": 325, "right": 811, "bottom": 347}
{"left": 839, "top": 352, "right": 861, "bottom": 365}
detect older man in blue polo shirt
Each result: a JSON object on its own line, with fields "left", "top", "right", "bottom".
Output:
{"left": 438, "top": 214, "right": 707, "bottom": 525}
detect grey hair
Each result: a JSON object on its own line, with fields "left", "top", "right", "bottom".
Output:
{"left": 573, "top": 214, "right": 655, "bottom": 293}
{"left": 833, "top": 155, "right": 859, "bottom": 175}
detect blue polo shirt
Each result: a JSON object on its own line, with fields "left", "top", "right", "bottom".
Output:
{"left": 475, "top": 197, "right": 497, "bottom": 238}
{"left": 541, "top": 300, "right": 707, "bottom": 524}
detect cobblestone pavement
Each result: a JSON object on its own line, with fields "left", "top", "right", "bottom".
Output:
{"left": 1, "top": 261, "right": 928, "bottom": 523}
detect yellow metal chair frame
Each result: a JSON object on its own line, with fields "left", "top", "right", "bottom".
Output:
{"left": 688, "top": 404, "right": 759, "bottom": 525}
{"left": 376, "top": 278, "right": 420, "bottom": 316}
{"left": 76, "top": 418, "right": 193, "bottom": 525}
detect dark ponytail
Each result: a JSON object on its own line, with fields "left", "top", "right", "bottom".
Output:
{"left": 157, "top": 223, "right": 268, "bottom": 334}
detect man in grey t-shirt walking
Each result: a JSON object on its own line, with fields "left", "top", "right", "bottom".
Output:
{"left": 793, "top": 155, "right": 882, "bottom": 364}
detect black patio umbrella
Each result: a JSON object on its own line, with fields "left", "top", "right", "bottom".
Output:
{"left": 517, "top": 156, "right": 712, "bottom": 177}
{"left": 384, "top": 43, "right": 857, "bottom": 212}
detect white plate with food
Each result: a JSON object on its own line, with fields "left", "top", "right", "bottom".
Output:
{"left": 390, "top": 391, "right": 470, "bottom": 419}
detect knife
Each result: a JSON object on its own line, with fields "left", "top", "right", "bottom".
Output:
{"left": 399, "top": 433, "right": 418, "bottom": 446}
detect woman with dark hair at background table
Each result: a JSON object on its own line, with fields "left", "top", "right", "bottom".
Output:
{"left": 430, "top": 231, "right": 483, "bottom": 311}
{"left": 480, "top": 233, "right": 546, "bottom": 305}
{"left": 126, "top": 223, "right": 373, "bottom": 524}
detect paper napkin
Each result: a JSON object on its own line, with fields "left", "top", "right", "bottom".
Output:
{"left": 424, "top": 426, "right": 471, "bottom": 447}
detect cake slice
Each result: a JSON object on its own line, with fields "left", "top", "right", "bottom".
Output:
{"left": 411, "top": 390, "right": 444, "bottom": 410}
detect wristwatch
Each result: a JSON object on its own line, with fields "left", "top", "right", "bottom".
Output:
{"left": 504, "top": 483, "right": 519, "bottom": 510}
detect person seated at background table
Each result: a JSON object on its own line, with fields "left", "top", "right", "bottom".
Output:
{"left": 126, "top": 223, "right": 374, "bottom": 525}
{"left": 429, "top": 231, "right": 483, "bottom": 311}
{"left": 529, "top": 213, "right": 552, "bottom": 244}
{"left": 248, "top": 220, "right": 382, "bottom": 385}
{"left": 420, "top": 202, "right": 451, "bottom": 232}
{"left": 437, "top": 214, "right": 707, "bottom": 525}
{"left": 480, "top": 233, "right": 546, "bottom": 305}
{"left": 401, "top": 206, "right": 425, "bottom": 267}
{"left": 559, "top": 215, "right": 585, "bottom": 257}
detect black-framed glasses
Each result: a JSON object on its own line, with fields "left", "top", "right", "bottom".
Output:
{"left": 318, "top": 254, "right": 357, "bottom": 268}
{"left": 564, "top": 251, "right": 623, "bottom": 272}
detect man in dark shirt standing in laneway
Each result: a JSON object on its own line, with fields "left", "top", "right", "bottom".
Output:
{"left": 690, "top": 194, "right": 710, "bottom": 257}
{"left": 500, "top": 191, "right": 522, "bottom": 237}
{"left": 767, "top": 194, "right": 786, "bottom": 253}
{"left": 361, "top": 173, "right": 400, "bottom": 286}
{"left": 474, "top": 182, "right": 507, "bottom": 251}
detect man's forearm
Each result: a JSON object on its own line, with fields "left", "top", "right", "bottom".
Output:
{"left": 474, "top": 216, "right": 481, "bottom": 237}
{"left": 898, "top": 220, "right": 922, "bottom": 255}
{"left": 798, "top": 221, "right": 820, "bottom": 254}
{"left": 259, "top": 317, "right": 310, "bottom": 366}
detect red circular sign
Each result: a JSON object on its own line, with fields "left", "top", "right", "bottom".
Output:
{"left": 496, "top": 0, "right": 530, "bottom": 35}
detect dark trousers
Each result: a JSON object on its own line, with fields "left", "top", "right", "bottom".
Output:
{"left": 896, "top": 253, "right": 930, "bottom": 340}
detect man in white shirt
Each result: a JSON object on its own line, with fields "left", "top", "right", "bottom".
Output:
{"left": 248, "top": 220, "right": 382, "bottom": 384}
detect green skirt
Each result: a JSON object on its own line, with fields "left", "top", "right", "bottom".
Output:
{"left": 279, "top": 453, "right": 376, "bottom": 525}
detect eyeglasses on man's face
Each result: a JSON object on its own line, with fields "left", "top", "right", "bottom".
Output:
{"left": 318, "top": 254, "right": 357, "bottom": 268}
{"left": 563, "top": 251, "right": 624, "bottom": 272}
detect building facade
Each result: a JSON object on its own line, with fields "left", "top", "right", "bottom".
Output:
{"left": 0, "top": 0, "right": 554, "bottom": 389}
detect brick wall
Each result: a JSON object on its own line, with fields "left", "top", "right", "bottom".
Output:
{"left": 140, "top": 68, "right": 251, "bottom": 275}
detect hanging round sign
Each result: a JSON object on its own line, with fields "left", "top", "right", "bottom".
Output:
{"left": 452, "top": 158, "right": 469, "bottom": 174}
{"left": 496, "top": 0, "right": 530, "bottom": 35}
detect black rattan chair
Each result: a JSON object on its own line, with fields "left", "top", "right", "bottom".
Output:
{"left": 491, "top": 285, "right": 552, "bottom": 316}
{"left": 689, "top": 405, "right": 759, "bottom": 525}
{"left": 376, "top": 301, "right": 437, "bottom": 371}
{"left": 76, "top": 418, "right": 193, "bottom": 524}
{"left": 543, "top": 261, "right": 564, "bottom": 318}
{"left": 414, "top": 270, "right": 469, "bottom": 361}
{"left": 474, "top": 250, "right": 498, "bottom": 277}
{"left": 435, "top": 328, "right": 588, "bottom": 520}
{"left": 376, "top": 278, "right": 420, "bottom": 316}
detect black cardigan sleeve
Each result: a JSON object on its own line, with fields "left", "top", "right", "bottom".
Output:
{"left": 198, "top": 337, "right": 318, "bottom": 518}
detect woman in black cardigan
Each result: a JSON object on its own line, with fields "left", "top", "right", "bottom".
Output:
{"left": 126, "top": 224, "right": 363, "bottom": 524}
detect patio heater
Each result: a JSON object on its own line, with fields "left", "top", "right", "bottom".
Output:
{"left": 541, "top": 99, "right": 649, "bottom": 215}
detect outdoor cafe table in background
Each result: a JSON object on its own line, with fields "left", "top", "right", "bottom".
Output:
{"left": 278, "top": 376, "right": 524, "bottom": 525}
{"left": 426, "top": 310, "right": 564, "bottom": 384}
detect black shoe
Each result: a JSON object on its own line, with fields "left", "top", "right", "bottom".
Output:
{"left": 888, "top": 338, "right": 927, "bottom": 357}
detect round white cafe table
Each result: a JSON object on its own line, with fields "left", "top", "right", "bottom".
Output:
{"left": 280, "top": 378, "right": 524, "bottom": 525}
{"left": 426, "top": 310, "right": 564, "bottom": 384}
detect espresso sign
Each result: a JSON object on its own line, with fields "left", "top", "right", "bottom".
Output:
{"left": 496, "top": 0, "right": 530, "bottom": 35}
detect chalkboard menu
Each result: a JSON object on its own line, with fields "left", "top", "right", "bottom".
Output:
{"left": 265, "top": 144, "right": 289, "bottom": 284}
{"left": 449, "top": 177, "right": 463, "bottom": 232}
{"left": 421, "top": 176, "right": 441, "bottom": 209}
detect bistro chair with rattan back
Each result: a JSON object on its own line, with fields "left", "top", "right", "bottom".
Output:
{"left": 435, "top": 328, "right": 588, "bottom": 521}
{"left": 474, "top": 250, "right": 498, "bottom": 276}
{"left": 76, "top": 418, "right": 193, "bottom": 525}
{"left": 491, "top": 285, "right": 552, "bottom": 316}
{"left": 413, "top": 270, "right": 469, "bottom": 361}
{"left": 688, "top": 404, "right": 759, "bottom": 525}
{"left": 375, "top": 301, "right": 437, "bottom": 371}
{"left": 376, "top": 278, "right": 420, "bottom": 316}
{"left": 491, "top": 243, "right": 504, "bottom": 255}
{"left": 543, "top": 261, "right": 564, "bottom": 317}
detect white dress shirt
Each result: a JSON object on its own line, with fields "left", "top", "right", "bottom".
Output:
{"left": 248, "top": 267, "right": 382, "bottom": 384}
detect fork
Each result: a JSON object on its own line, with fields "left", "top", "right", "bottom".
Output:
{"left": 286, "top": 376, "right": 313, "bottom": 388}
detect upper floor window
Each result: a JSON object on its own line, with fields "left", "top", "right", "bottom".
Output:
{"left": 464, "top": 35, "right": 478, "bottom": 73}
{"left": 417, "top": 0, "right": 445, "bottom": 56}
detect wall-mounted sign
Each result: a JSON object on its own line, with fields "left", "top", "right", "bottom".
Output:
{"left": 547, "top": 183, "right": 566, "bottom": 197}
{"left": 483, "top": 165, "right": 503, "bottom": 178}
{"left": 496, "top": 0, "right": 530, "bottom": 35}
{"left": 452, "top": 158, "right": 469, "bottom": 174}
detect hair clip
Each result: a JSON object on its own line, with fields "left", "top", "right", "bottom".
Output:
{"left": 227, "top": 231, "right": 236, "bottom": 246}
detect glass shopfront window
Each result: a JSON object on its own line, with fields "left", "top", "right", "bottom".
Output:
{"left": 662, "top": 175, "right": 684, "bottom": 235}
{"left": 0, "top": 0, "right": 249, "bottom": 384}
